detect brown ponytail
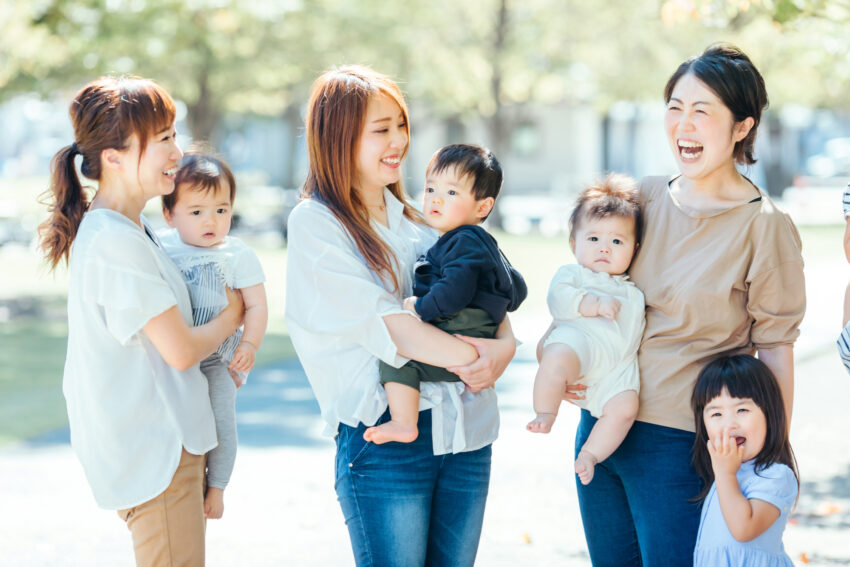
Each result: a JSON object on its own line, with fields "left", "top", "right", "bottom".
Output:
{"left": 39, "top": 145, "right": 91, "bottom": 269}
{"left": 38, "top": 76, "right": 176, "bottom": 269}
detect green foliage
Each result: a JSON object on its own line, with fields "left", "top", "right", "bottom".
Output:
{"left": 0, "top": 319, "right": 69, "bottom": 445}
{"left": 3, "top": 0, "right": 850, "bottom": 143}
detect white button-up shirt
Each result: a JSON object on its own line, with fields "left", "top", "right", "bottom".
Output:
{"left": 63, "top": 210, "right": 217, "bottom": 509}
{"left": 285, "top": 190, "right": 499, "bottom": 454}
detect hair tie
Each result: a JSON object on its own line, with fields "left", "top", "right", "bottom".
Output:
{"left": 71, "top": 142, "right": 81, "bottom": 154}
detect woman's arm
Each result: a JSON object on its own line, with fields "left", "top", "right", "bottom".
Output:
{"left": 844, "top": 281, "right": 850, "bottom": 326}
{"left": 144, "top": 287, "right": 243, "bottom": 371}
{"left": 757, "top": 345, "right": 794, "bottom": 424}
{"left": 383, "top": 313, "right": 478, "bottom": 368}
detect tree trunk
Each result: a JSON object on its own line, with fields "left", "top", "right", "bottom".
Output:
{"left": 486, "top": 0, "right": 509, "bottom": 230}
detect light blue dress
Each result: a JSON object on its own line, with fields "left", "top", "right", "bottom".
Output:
{"left": 694, "top": 461, "right": 796, "bottom": 566}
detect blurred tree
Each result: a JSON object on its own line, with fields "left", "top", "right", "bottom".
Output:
{"left": 3, "top": 0, "right": 848, "bottom": 192}
{"left": 0, "top": 0, "right": 306, "bottom": 143}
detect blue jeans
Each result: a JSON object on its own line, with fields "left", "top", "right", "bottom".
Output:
{"left": 335, "top": 409, "right": 492, "bottom": 567}
{"left": 575, "top": 410, "right": 702, "bottom": 567}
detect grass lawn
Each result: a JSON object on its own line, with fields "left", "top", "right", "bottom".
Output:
{"left": 0, "top": 223, "right": 842, "bottom": 446}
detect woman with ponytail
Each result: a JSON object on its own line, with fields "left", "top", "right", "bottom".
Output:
{"left": 39, "top": 76, "right": 243, "bottom": 566}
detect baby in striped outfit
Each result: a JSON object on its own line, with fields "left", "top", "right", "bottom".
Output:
{"left": 840, "top": 185, "right": 850, "bottom": 374}
{"left": 160, "top": 151, "right": 268, "bottom": 519}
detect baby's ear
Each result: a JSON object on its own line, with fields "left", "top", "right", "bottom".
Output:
{"left": 476, "top": 197, "right": 494, "bottom": 219}
{"left": 162, "top": 208, "right": 175, "bottom": 227}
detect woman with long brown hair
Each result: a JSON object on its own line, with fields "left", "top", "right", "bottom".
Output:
{"left": 40, "top": 76, "right": 243, "bottom": 566}
{"left": 285, "top": 65, "right": 517, "bottom": 566}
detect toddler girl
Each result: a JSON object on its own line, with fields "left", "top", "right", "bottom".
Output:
{"left": 691, "top": 354, "right": 798, "bottom": 567}
{"left": 528, "top": 174, "right": 644, "bottom": 486}
{"left": 160, "top": 151, "right": 268, "bottom": 518}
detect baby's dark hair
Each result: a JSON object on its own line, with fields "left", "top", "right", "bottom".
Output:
{"left": 569, "top": 173, "right": 642, "bottom": 245}
{"left": 162, "top": 149, "right": 236, "bottom": 213}
{"left": 691, "top": 354, "right": 798, "bottom": 501}
{"left": 427, "top": 144, "right": 502, "bottom": 219}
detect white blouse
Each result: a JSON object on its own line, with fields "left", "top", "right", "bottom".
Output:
{"left": 63, "top": 209, "right": 217, "bottom": 510}
{"left": 285, "top": 190, "right": 500, "bottom": 455}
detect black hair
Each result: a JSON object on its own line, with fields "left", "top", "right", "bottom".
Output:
{"left": 162, "top": 148, "right": 236, "bottom": 213}
{"left": 664, "top": 44, "right": 768, "bottom": 166}
{"left": 427, "top": 144, "right": 502, "bottom": 220}
{"left": 568, "top": 173, "right": 642, "bottom": 246}
{"left": 691, "top": 354, "right": 798, "bottom": 501}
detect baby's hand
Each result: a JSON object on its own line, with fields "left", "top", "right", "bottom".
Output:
{"left": 597, "top": 296, "right": 621, "bottom": 321}
{"left": 707, "top": 426, "right": 744, "bottom": 477}
{"left": 402, "top": 296, "right": 418, "bottom": 315}
{"left": 230, "top": 341, "right": 257, "bottom": 374}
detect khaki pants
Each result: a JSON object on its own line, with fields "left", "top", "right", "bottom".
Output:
{"left": 117, "top": 448, "right": 206, "bottom": 567}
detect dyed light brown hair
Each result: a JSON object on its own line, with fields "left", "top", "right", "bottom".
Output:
{"left": 39, "top": 76, "right": 176, "bottom": 268}
{"left": 302, "top": 65, "right": 421, "bottom": 292}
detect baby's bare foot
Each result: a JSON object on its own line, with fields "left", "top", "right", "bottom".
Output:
{"left": 204, "top": 487, "right": 225, "bottom": 519}
{"left": 575, "top": 449, "right": 598, "bottom": 485}
{"left": 363, "top": 420, "right": 418, "bottom": 444}
{"left": 527, "top": 413, "right": 557, "bottom": 434}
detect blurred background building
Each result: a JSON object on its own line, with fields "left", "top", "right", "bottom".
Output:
{"left": 2, "top": 0, "right": 850, "bottom": 240}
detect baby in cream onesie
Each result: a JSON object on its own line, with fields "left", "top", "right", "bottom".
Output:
{"left": 528, "top": 174, "right": 645, "bottom": 486}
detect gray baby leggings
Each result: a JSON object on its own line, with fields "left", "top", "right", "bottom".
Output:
{"left": 200, "top": 355, "right": 237, "bottom": 490}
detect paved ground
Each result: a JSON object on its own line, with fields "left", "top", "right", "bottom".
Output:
{"left": 2, "top": 263, "right": 849, "bottom": 566}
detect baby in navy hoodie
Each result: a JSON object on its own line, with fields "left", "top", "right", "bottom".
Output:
{"left": 364, "top": 144, "right": 526, "bottom": 445}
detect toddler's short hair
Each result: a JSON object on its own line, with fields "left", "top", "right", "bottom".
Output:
{"left": 569, "top": 173, "right": 642, "bottom": 244}
{"left": 162, "top": 149, "right": 236, "bottom": 213}
{"left": 427, "top": 144, "right": 503, "bottom": 206}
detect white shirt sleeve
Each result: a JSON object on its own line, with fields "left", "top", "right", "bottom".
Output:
{"left": 286, "top": 202, "right": 409, "bottom": 367}
{"left": 82, "top": 228, "right": 177, "bottom": 345}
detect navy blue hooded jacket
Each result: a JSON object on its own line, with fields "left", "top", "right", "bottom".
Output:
{"left": 413, "top": 225, "right": 527, "bottom": 324}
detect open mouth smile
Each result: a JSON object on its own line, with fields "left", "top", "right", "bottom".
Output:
{"left": 677, "top": 140, "right": 703, "bottom": 161}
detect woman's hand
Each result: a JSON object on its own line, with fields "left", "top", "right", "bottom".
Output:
{"left": 563, "top": 383, "right": 587, "bottom": 404}
{"left": 707, "top": 425, "right": 744, "bottom": 478}
{"left": 402, "top": 296, "right": 418, "bottom": 315}
{"left": 222, "top": 286, "right": 245, "bottom": 330}
{"left": 448, "top": 333, "right": 515, "bottom": 393}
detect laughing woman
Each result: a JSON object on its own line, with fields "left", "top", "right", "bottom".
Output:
{"left": 285, "top": 66, "right": 516, "bottom": 567}
{"left": 571, "top": 45, "right": 805, "bottom": 566}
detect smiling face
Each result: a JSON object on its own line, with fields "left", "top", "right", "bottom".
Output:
{"left": 116, "top": 125, "right": 183, "bottom": 201}
{"left": 664, "top": 73, "right": 753, "bottom": 184}
{"left": 163, "top": 181, "right": 233, "bottom": 248}
{"left": 703, "top": 388, "right": 767, "bottom": 463}
{"left": 354, "top": 95, "right": 409, "bottom": 198}
{"left": 422, "top": 167, "right": 493, "bottom": 234}
{"left": 570, "top": 214, "right": 637, "bottom": 276}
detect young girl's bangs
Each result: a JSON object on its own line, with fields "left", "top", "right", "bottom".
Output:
{"left": 692, "top": 355, "right": 772, "bottom": 413}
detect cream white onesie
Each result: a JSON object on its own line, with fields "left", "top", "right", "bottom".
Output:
{"left": 544, "top": 264, "right": 645, "bottom": 417}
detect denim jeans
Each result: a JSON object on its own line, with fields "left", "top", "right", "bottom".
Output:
{"left": 575, "top": 410, "right": 702, "bottom": 567}
{"left": 335, "top": 409, "right": 492, "bottom": 567}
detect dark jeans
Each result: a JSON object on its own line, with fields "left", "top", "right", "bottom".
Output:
{"left": 335, "top": 409, "right": 492, "bottom": 567}
{"left": 575, "top": 410, "right": 702, "bottom": 567}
